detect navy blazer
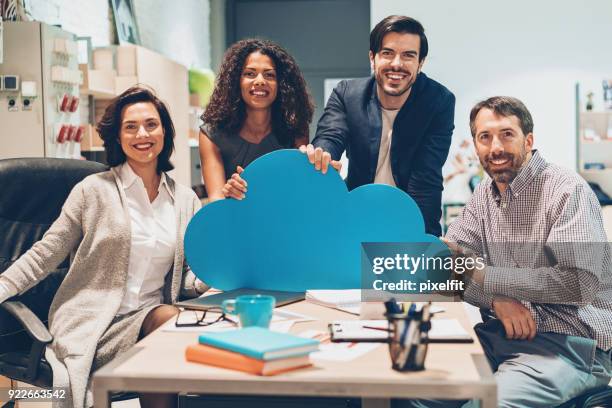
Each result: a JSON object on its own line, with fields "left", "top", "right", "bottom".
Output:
{"left": 313, "top": 73, "right": 455, "bottom": 236}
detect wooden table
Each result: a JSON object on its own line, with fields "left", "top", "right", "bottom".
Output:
{"left": 93, "top": 302, "right": 496, "bottom": 407}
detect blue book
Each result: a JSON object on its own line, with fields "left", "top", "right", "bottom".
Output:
{"left": 198, "top": 327, "right": 319, "bottom": 360}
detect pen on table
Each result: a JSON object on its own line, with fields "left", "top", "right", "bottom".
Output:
{"left": 407, "top": 302, "right": 417, "bottom": 316}
{"left": 362, "top": 325, "right": 392, "bottom": 332}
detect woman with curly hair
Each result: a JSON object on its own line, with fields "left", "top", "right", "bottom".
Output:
{"left": 199, "top": 38, "right": 314, "bottom": 201}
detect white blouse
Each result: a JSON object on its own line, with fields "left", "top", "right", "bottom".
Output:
{"left": 117, "top": 163, "right": 177, "bottom": 315}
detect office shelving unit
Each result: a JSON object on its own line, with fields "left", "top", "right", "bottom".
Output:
{"left": 575, "top": 83, "right": 612, "bottom": 197}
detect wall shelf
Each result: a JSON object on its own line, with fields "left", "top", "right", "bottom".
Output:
{"left": 576, "top": 83, "right": 612, "bottom": 196}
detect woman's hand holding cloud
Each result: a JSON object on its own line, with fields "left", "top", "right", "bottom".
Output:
{"left": 222, "top": 166, "right": 247, "bottom": 200}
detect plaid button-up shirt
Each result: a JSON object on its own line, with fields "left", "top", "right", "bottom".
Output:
{"left": 446, "top": 150, "right": 612, "bottom": 350}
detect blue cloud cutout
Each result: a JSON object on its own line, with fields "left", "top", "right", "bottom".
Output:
{"left": 184, "top": 150, "right": 445, "bottom": 291}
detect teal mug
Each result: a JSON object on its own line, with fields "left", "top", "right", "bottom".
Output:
{"left": 221, "top": 295, "right": 276, "bottom": 328}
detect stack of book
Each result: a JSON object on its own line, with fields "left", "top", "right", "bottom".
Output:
{"left": 185, "top": 327, "right": 319, "bottom": 376}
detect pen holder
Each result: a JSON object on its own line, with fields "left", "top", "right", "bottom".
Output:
{"left": 385, "top": 304, "right": 432, "bottom": 372}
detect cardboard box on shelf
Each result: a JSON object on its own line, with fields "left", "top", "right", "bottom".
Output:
{"left": 117, "top": 46, "right": 137, "bottom": 76}
{"left": 93, "top": 48, "right": 114, "bottom": 71}
{"left": 80, "top": 124, "right": 104, "bottom": 151}
{"left": 79, "top": 64, "right": 116, "bottom": 98}
{"left": 115, "top": 76, "right": 139, "bottom": 95}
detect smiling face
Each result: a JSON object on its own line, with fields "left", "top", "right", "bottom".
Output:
{"left": 240, "top": 51, "right": 278, "bottom": 112}
{"left": 472, "top": 108, "right": 534, "bottom": 190}
{"left": 370, "top": 32, "right": 424, "bottom": 106}
{"left": 119, "top": 102, "right": 164, "bottom": 169}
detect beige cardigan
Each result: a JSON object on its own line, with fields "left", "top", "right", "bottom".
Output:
{"left": 0, "top": 168, "right": 204, "bottom": 407}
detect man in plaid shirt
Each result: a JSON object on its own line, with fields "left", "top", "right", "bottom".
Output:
{"left": 402, "top": 96, "right": 612, "bottom": 407}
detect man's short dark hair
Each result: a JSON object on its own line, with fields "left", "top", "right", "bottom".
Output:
{"left": 469, "top": 96, "right": 534, "bottom": 137}
{"left": 370, "top": 15, "right": 428, "bottom": 61}
{"left": 97, "top": 85, "right": 175, "bottom": 173}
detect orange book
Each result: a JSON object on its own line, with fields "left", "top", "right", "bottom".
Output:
{"left": 185, "top": 344, "right": 312, "bottom": 376}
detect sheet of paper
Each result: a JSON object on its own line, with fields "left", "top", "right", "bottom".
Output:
{"left": 337, "top": 304, "right": 361, "bottom": 315}
{"left": 427, "top": 318, "right": 471, "bottom": 340}
{"left": 306, "top": 289, "right": 361, "bottom": 306}
{"left": 328, "top": 318, "right": 470, "bottom": 341}
{"left": 306, "top": 291, "right": 447, "bottom": 317}
{"left": 298, "top": 330, "right": 381, "bottom": 362}
{"left": 162, "top": 309, "right": 313, "bottom": 333}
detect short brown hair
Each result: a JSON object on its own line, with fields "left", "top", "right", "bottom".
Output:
{"left": 370, "top": 15, "right": 428, "bottom": 61}
{"left": 469, "top": 96, "right": 534, "bottom": 137}
{"left": 96, "top": 85, "right": 175, "bottom": 173}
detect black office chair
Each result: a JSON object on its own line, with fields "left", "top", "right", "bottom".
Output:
{"left": 0, "top": 158, "right": 108, "bottom": 405}
{"left": 557, "top": 386, "right": 612, "bottom": 408}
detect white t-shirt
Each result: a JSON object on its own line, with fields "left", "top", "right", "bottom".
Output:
{"left": 374, "top": 108, "right": 399, "bottom": 186}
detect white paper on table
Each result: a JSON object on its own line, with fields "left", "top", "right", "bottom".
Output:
{"left": 162, "top": 309, "right": 313, "bottom": 333}
{"left": 306, "top": 289, "right": 361, "bottom": 306}
{"left": 328, "top": 318, "right": 470, "bottom": 341}
{"left": 268, "top": 320, "right": 295, "bottom": 333}
{"left": 298, "top": 329, "right": 381, "bottom": 362}
{"left": 306, "top": 290, "right": 446, "bottom": 317}
{"left": 273, "top": 309, "right": 316, "bottom": 322}
{"left": 319, "top": 303, "right": 445, "bottom": 317}
{"left": 337, "top": 304, "right": 361, "bottom": 315}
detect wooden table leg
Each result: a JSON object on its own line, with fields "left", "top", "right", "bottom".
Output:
{"left": 92, "top": 383, "right": 110, "bottom": 408}
{"left": 0, "top": 376, "right": 15, "bottom": 407}
{"left": 480, "top": 392, "right": 497, "bottom": 408}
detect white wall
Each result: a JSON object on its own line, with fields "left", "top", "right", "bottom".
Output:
{"left": 133, "top": 0, "right": 210, "bottom": 69}
{"left": 372, "top": 0, "right": 612, "bottom": 171}
{"left": 26, "top": 0, "right": 112, "bottom": 47}
{"left": 25, "top": 0, "right": 211, "bottom": 69}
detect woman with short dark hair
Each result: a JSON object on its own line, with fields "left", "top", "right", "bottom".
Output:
{"left": 98, "top": 86, "right": 176, "bottom": 173}
{"left": 0, "top": 86, "right": 206, "bottom": 408}
{"left": 200, "top": 38, "right": 314, "bottom": 200}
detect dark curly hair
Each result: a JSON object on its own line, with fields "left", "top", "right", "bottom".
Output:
{"left": 202, "top": 39, "right": 314, "bottom": 147}
{"left": 97, "top": 85, "right": 175, "bottom": 173}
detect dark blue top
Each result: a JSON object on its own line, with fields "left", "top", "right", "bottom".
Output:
{"left": 313, "top": 73, "right": 455, "bottom": 236}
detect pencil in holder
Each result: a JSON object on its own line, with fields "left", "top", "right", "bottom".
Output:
{"left": 385, "top": 302, "right": 432, "bottom": 372}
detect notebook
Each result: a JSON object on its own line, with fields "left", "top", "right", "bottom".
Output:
{"left": 176, "top": 288, "right": 305, "bottom": 311}
{"left": 198, "top": 327, "right": 319, "bottom": 360}
{"left": 186, "top": 343, "right": 311, "bottom": 376}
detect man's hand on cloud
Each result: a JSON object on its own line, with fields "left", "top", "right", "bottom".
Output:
{"left": 440, "top": 237, "right": 472, "bottom": 258}
{"left": 298, "top": 144, "right": 342, "bottom": 174}
{"left": 222, "top": 166, "right": 247, "bottom": 200}
{"left": 493, "top": 296, "right": 537, "bottom": 341}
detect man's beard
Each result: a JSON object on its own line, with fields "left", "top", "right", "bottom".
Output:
{"left": 481, "top": 149, "right": 528, "bottom": 185}
{"left": 375, "top": 68, "right": 414, "bottom": 97}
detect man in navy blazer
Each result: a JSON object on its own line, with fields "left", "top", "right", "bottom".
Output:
{"left": 302, "top": 15, "right": 455, "bottom": 236}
